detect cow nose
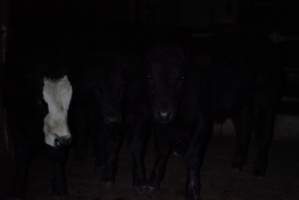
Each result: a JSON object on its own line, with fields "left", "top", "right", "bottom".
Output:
{"left": 54, "top": 136, "right": 72, "bottom": 148}
{"left": 160, "top": 111, "right": 169, "bottom": 119}
{"left": 104, "top": 115, "right": 122, "bottom": 124}
{"left": 157, "top": 110, "right": 173, "bottom": 123}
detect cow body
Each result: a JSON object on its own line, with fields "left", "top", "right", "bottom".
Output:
{"left": 68, "top": 27, "right": 141, "bottom": 185}
{"left": 129, "top": 30, "right": 283, "bottom": 200}
{"left": 201, "top": 32, "right": 283, "bottom": 176}
{"left": 231, "top": 35, "right": 283, "bottom": 176}
{"left": 127, "top": 32, "right": 213, "bottom": 200}
{"left": 4, "top": 35, "right": 74, "bottom": 198}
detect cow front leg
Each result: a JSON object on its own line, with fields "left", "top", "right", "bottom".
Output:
{"left": 46, "top": 145, "right": 69, "bottom": 195}
{"left": 186, "top": 117, "right": 212, "bottom": 200}
{"left": 130, "top": 137, "right": 147, "bottom": 192}
{"left": 97, "top": 124, "right": 124, "bottom": 186}
{"left": 129, "top": 123, "right": 149, "bottom": 193}
{"left": 12, "top": 144, "right": 33, "bottom": 199}
{"left": 232, "top": 107, "right": 253, "bottom": 171}
{"left": 147, "top": 127, "right": 172, "bottom": 192}
{"left": 253, "top": 107, "right": 275, "bottom": 177}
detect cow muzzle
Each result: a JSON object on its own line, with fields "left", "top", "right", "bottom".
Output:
{"left": 155, "top": 110, "right": 174, "bottom": 124}
{"left": 54, "top": 136, "right": 72, "bottom": 148}
{"left": 103, "top": 113, "right": 122, "bottom": 125}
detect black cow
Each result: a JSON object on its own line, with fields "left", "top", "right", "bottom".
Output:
{"left": 129, "top": 30, "right": 283, "bottom": 200}
{"left": 68, "top": 27, "right": 142, "bottom": 186}
{"left": 93, "top": 48, "right": 153, "bottom": 187}
{"left": 196, "top": 32, "right": 283, "bottom": 177}
{"left": 230, "top": 34, "right": 283, "bottom": 176}
{"left": 93, "top": 53, "right": 129, "bottom": 185}
{"left": 128, "top": 31, "right": 212, "bottom": 200}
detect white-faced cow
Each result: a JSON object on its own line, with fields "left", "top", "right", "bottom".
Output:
{"left": 4, "top": 62, "right": 73, "bottom": 199}
{"left": 43, "top": 75, "right": 73, "bottom": 148}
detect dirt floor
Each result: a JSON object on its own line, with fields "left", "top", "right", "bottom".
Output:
{"left": 3, "top": 135, "right": 299, "bottom": 200}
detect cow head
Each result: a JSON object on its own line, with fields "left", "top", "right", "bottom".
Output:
{"left": 146, "top": 46, "right": 186, "bottom": 124}
{"left": 43, "top": 75, "right": 73, "bottom": 148}
{"left": 97, "top": 56, "right": 127, "bottom": 125}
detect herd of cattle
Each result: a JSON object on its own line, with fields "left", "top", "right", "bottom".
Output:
{"left": 2, "top": 26, "right": 284, "bottom": 200}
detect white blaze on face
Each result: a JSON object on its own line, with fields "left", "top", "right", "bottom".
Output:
{"left": 42, "top": 75, "right": 73, "bottom": 147}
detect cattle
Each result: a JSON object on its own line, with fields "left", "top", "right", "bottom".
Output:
{"left": 125, "top": 56, "right": 152, "bottom": 190}
{"left": 92, "top": 45, "right": 153, "bottom": 187}
{"left": 3, "top": 22, "right": 75, "bottom": 198}
{"left": 3, "top": 23, "right": 283, "bottom": 200}
{"left": 92, "top": 53, "right": 129, "bottom": 185}
{"left": 193, "top": 31, "right": 283, "bottom": 177}
{"left": 67, "top": 27, "right": 142, "bottom": 186}
{"left": 4, "top": 64, "right": 73, "bottom": 200}
{"left": 230, "top": 33, "right": 283, "bottom": 176}
{"left": 128, "top": 29, "right": 283, "bottom": 200}
{"left": 127, "top": 30, "right": 213, "bottom": 200}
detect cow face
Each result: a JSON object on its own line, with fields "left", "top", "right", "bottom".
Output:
{"left": 43, "top": 75, "right": 73, "bottom": 148}
{"left": 98, "top": 59, "right": 127, "bottom": 125}
{"left": 146, "top": 46, "right": 185, "bottom": 124}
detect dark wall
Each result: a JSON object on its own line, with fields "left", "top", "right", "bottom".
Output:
{"left": 11, "top": 0, "right": 65, "bottom": 17}
{"left": 8, "top": 0, "right": 239, "bottom": 29}
{"left": 178, "top": 0, "right": 237, "bottom": 29}
{"left": 7, "top": 0, "right": 299, "bottom": 30}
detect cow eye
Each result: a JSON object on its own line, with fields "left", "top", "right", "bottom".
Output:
{"left": 178, "top": 75, "right": 185, "bottom": 80}
{"left": 146, "top": 74, "right": 153, "bottom": 80}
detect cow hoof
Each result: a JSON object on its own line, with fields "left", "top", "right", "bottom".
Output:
{"left": 187, "top": 196, "right": 202, "bottom": 200}
{"left": 144, "top": 184, "right": 158, "bottom": 193}
{"left": 186, "top": 193, "right": 201, "bottom": 200}
{"left": 186, "top": 192, "right": 201, "bottom": 200}
{"left": 133, "top": 185, "right": 148, "bottom": 194}
{"left": 52, "top": 191, "right": 68, "bottom": 197}
{"left": 101, "top": 180, "right": 114, "bottom": 189}
{"left": 51, "top": 187, "right": 68, "bottom": 196}
{"left": 232, "top": 166, "right": 243, "bottom": 174}
{"left": 100, "top": 175, "right": 115, "bottom": 188}
{"left": 231, "top": 161, "right": 244, "bottom": 172}
{"left": 173, "top": 151, "right": 183, "bottom": 158}
{"left": 173, "top": 142, "right": 187, "bottom": 158}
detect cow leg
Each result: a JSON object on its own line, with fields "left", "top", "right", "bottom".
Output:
{"left": 232, "top": 107, "right": 253, "bottom": 171}
{"left": 13, "top": 143, "right": 33, "bottom": 199}
{"left": 128, "top": 120, "right": 149, "bottom": 192}
{"left": 185, "top": 116, "right": 212, "bottom": 200}
{"left": 96, "top": 124, "right": 124, "bottom": 185}
{"left": 147, "top": 125, "right": 172, "bottom": 191}
{"left": 95, "top": 121, "right": 108, "bottom": 177}
{"left": 73, "top": 116, "right": 89, "bottom": 160}
{"left": 253, "top": 107, "right": 275, "bottom": 176}
{"left": 70, "top": 98, "right": 91, "bottom": 161}
{"left": 105, "top": 126, "right": 124, "bottom": 185}
{"left": 46, "top": 145, "right": 69, "bottom": 195}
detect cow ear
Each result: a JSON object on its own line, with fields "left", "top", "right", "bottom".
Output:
{"left": 62, "top": 75, "right": 68, "bottom": 81}
{"left": 43, "top": 77, "right": 49, "bottom": 83}
{"left": 179, "top": 75, "right": 185, "bottom": 80}
{"left": 146, "top": 74, "right": 153, "bottom": 80}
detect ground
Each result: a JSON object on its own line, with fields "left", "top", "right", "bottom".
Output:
{"left": 1, "top": 135, "right": 299, "bottom": 200}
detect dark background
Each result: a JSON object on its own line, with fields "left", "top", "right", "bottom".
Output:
{"left": 1, "top": 0, "right": 299, "bottom": 199}
{"left": 3, "top": 0, "right": 297, "bottom": 32}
